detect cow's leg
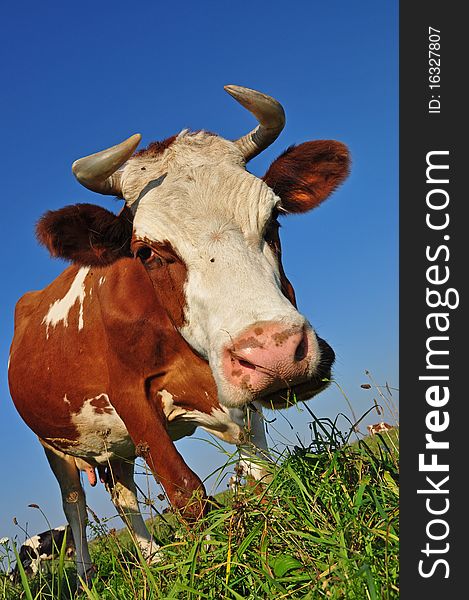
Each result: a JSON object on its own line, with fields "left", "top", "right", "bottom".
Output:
{"left": 109, "top": 394, "right": 207, "bottom": 519}
{"left": 234, "top": 402, "right": 273, "bottom": 487}
{"left": 104, "top": 459, "right": 159, "bottom": 561}
{"left": 42, "top": 445, "right": 94, "bottom": 586}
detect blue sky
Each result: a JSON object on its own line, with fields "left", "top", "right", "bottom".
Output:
{"left": 0, "top": 1, "right": 398, "bottom": 546}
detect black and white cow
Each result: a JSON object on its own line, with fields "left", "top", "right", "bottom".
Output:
{"left": 10, "top": 526, "right": 75, "bottom": 581}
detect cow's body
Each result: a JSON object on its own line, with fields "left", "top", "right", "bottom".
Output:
{"left": 11, "top": 259, "right": 242, "bottom": 452}
{"left": 10, "top": 257, "right": 264, "bottom": 471}
{"left": 8, "top": 85, "right": 349, "bottom": 585}
{"left": 9, "top": 257, "right": 268, "bottom": 581}
{"left": 10, "top": 526, "right": 75, "bottom": 582}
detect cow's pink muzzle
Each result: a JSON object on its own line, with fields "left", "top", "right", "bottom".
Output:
{"left": 222, "top": 321, "right": 316, "bottom": 395}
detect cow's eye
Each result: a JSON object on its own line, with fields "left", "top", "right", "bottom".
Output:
{"left": 134, "top": 242, "right": 178, "bottom": 267}
{"left": 264, "top": 214, "right": 281, "bottom": 255}
{"left": 136, "top": 246, "right": 153, "bottom": 262}
{"left": 136, "top": 246, "right": 165, "bottom": 267}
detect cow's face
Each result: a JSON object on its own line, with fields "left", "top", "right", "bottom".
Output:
{"left": 63, "top": 86, "right": 349, "bottom": 409}
{"left": 119, "top": 131, "right": 343, "bottom": 408}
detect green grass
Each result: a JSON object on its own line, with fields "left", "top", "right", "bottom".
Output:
{"left": 1, "top": 369, "right": 399, "bottom": 600}
{"left": 1, "top": 415, "right": 399, "bottom": 599}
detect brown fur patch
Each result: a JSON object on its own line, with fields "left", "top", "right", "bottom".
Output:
{"left": 234, "top": 336, "right": 264, "bottom": 351}
{"left": 264, "top": 219, "right": 297, "bottom": 306}
{"left": 132, "top": 238, "right": 188, "bottom": 328}
{"left": 36, "top": 204, "right": 134, "bottom": 266}
{"left": 263, "top": 140, "right": 350, "bottom": 213}
{"left": 271, "top": 327, "right": 299, "bottom": 345}
{"left": 135, "top": 135, "right": 177, "bottom": 158}
{"left": 134, "top": 131, "right": 217, "bottom": 159}
{"left": 9, "top": 258, "right": 219, "bottom": 515}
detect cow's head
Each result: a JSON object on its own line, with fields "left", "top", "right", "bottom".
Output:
{"left": 39, "top": 85, "right": 349, "bottom": 409}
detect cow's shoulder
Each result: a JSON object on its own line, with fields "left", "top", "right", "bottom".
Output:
{"left": 93, "top": 257, "right": 161, "bottom": 318}
{"left": 12, "top": 264, "right": 89, "bottom": 339}
{"left": 11, "top": 267, "right": 80, "bottom": 347}
{"left": 14, "top": 289, "right": 42, "bottom": 328}
{"left": 14, "top": 259, "right": 163, "bottom": 331}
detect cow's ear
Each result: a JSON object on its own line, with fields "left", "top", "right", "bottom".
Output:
{"left": 262, "top": 140, "right": 350, "bottom": 213}
{"left": 36, "top": 203, "right": 133, "bottom": 266}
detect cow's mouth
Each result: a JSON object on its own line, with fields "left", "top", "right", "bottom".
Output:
{"left": 255, "top": 374, "right": 331, "bottom": 409}
{"left": 254, "top": 337, "right": 335, "bottom": 409}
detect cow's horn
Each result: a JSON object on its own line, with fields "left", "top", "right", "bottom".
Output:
{"left": 224, "top": 85, "right": 285, "bottom": 162}
{"left": 72, "top": 133, "right": 142, "bottom": 197}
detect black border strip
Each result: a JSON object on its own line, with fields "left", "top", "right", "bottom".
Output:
{"left": 400, "top": 3, "right": 465, "bottom": 596}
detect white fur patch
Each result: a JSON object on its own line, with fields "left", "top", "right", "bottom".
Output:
{"left": 159, "top": 389, "right": 244, "bottom": 443}
{"left": 230, "top": 403, "right": 272, "bottom": 486}
{"left": 70, "top": 394, "right": 134, "bottom": 464}
{"left": 158, "top": 388, "right": 245, "bottom": 444}
{"left": 237, "top": 457, "right": 269, "bottom": 481}
{"left": 23, "top": 535, "right": 41, "bottom": 552}
{"left": 42, "top": 267, "right": 90, "bottom": 338}
{"left": 189, "top": 407, "right": 246, "bottom": 444}
{"left": 159, "top": 389, "right": 187, "bottom": 422}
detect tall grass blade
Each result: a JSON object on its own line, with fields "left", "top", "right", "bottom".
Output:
{"left": 11, "top": 544, "right": 33, "bottom": 600}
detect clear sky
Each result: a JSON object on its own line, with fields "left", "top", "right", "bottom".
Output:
{"left": 0, "top": 1, "right": 398, "bottom": 547}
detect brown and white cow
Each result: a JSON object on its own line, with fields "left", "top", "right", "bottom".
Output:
{"left": 8, "top": 85, "right": 349, "bottom": 584}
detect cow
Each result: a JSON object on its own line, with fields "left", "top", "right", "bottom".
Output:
{"left": 8, "top": 84, "right": 350, "bottom": 585}
{"left": 10, "top": 526, "right": 75, "bottom": 582}
{"left": 367, "top": 422, "right": 394, "bottom": 436}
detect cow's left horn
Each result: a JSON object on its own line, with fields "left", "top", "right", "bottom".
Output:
{"left": 224, "top": 85, "right": 285, "bottom": 162}
{"left": 72, "top": 133, "right": 142, "bottom": 197}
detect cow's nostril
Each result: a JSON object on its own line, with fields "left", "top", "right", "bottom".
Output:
{"left": 238, "top": 358, "right": 257, "bottom": 370}
{"left": 294, "top": 332, "right": 308, "bottom": 362}
{"left": 231, "top": 351, "right": 257, "bottom": 370}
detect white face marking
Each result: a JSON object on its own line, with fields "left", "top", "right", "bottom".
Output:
{"left": 63, "top": 394, "right": 70, "bottom": 405}
{"left": 42, "top": 267, "right": 90, "bottom": 338}
{"left": 123, "top": 132, "right": 306, "bottom": 407}
{"left": 69, "top": 394, "right": 134, "bottom": 464}
{"left": 98, "top": 276, "right": 106, "bottom": 286}
{"left": 24, "top": 535, "right": 41, "bottom": 552}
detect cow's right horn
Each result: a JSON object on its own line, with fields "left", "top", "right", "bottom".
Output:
{"left": 72, "top": 133, "right": 141, "bottom": 197}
